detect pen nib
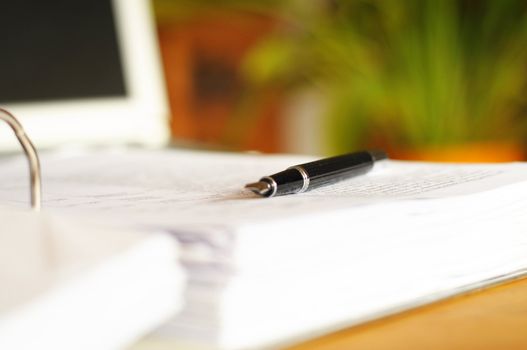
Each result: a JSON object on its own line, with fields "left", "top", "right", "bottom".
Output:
{"left": 245, "top": 181, "right": 272, "bottom": 196}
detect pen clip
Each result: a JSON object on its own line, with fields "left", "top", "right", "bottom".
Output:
{"left": 0, "top": 108, "right": 42, "bottom": 211}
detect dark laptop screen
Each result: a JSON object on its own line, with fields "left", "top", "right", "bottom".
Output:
{"left": 0, "top": 0, "right": 127, "bottom": 103}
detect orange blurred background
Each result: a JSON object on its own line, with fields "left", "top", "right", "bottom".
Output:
{"left": 156, "top": 5, "right": 282, "bottom": 153}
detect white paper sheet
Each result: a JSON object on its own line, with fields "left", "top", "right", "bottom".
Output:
{"left": 1, "top": 148, "right": 525, "bottom": 229}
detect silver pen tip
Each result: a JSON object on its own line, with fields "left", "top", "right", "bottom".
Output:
{"left": 245, "top": 181, "right": 272, "bottom": 196}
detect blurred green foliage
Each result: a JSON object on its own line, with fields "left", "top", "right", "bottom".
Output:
{"left": 242, "top": 0, "right": 527, "bottom": 153}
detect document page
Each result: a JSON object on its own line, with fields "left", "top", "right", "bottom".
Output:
{"left": 1, "top": 148, "right": 526, "bottom": 230}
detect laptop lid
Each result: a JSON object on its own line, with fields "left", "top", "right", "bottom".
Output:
{"left": 0, "top": 0, "right": 168, "bottom": 151}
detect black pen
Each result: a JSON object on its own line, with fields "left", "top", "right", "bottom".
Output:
{"left": 245, "top": 150, "right": 388, "bottom": 197}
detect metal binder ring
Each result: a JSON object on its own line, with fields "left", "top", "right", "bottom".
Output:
{"left": 0, "top": 108, "right": 41, "bottom": 211}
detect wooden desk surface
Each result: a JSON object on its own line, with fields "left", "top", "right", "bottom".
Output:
{"left": 288, "top": 277, "right": 527, "bottom": 350}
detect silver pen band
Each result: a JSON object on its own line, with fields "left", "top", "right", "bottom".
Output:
{"left": 288, "top": 165, "right": 310, "bottom": 193}
{"left": 261, "top": 176, "right": 278, "bottom": 197}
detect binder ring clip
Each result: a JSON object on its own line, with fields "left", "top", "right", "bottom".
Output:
{"left": 0, "top": 108, "right": 41, "bottom": 211}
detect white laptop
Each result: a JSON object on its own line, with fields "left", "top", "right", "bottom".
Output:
{"left": 0, "top": 0, "right": 168, "bottom": 151}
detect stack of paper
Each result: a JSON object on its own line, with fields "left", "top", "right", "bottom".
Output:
{"left": 1, "top": 149, "right": 527, "bottom": 349}
{"left": 0, "top": 209, "right": 184, "bottom": 350}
